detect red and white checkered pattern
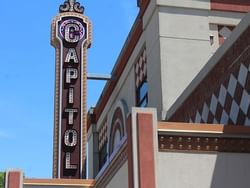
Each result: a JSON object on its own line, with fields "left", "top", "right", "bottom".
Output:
{"left": 98, "top": 120, "right": 108, "bottom": 151}
{"left": 135, "top": 48, "right": 147, "bottom": 88}
{"left": 190, "top": 63, "right": 250, "bottom": 126}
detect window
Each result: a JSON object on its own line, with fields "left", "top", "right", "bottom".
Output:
{"left": 98, "top": 142, "right": 107, "bottom": 170}
{"left": 136, "top": 80, "right": 148, "bottom": 107}
{"left": 135, "top": 47, "right": 147, "bottom": 107}
{"left": 113, "top": 129, "right": 121, "bottom": 149}
{"left": 98, "top": 120, "right": 108, "bottom": 170}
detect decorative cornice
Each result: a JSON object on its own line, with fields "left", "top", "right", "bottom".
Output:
{"left": 159, "top": 134, "right": 250, "bottom": 153}
{"left": 158, "top": 122, "right": 250, "bottom": 153}
{"left": 23, "top": 179, "right": 95, "bottom": 187}
{"left": 59, "top": 0, "right": 84, "bottom": 14}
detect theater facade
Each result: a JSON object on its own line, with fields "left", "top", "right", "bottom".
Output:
{"left": 5, "top": 0, "right": 250, "bottom": 188}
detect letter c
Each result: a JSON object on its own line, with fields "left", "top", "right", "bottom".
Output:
{"left": 65, "top": 23, "right": 80, "bottom": 43}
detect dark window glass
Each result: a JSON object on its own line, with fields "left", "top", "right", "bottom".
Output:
{"left": 99, "top": 142, "right": 107, "bottom": 170}
{"left": 136, "top": 81, "right": 148, "bottom": 107}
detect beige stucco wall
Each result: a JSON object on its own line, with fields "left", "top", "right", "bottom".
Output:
{"left": 104, "top": 161, "right": 128, "bottom": 188}
{"left": 157, "top": 152, "right": 250, "bottom": 188}
{"left": 87, "top": 31, "right": 146, "bottom": 175}
{"left": 156, "top": 4, "right": 244, "bottom": 119}
{"left": 138, "top": 1, "right": 245, "bottom": 120}
{"left": 159, "top": 6, "right": 212, "bottom": 118}
{"left": 95, "top": 31, "right": 145, "bottom": 131}
{"left": 144, "top": 6, "right": 163, "bottom": 119}
{"left": 92, "top": 0, "right": 245, "bottom": 134}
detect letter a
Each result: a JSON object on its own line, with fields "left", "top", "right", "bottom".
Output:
{"left": 65, "top": 48, "right": 78, "bottom": 63}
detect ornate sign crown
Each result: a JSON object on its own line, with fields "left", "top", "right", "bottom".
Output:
{"left": 59, "top": 0, "right": 84, "bottom": 14}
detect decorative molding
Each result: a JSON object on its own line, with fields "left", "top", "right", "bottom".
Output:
{"left": 59, "top": 0, "right": 84, "bottom": 14}
{"left": 23, "top": 179, "right": 95, "bottom": 187}
{"left": 158, "top": 122, "right": 250, "bottom": 134}
{"left": 189, "top": 63, "right": 250, "bottom": 125}
{"left": 109, "top": 106, "right": 125, "bottom": 155}
{"left": 158, "top": 122, "right": 250, "bottom": 153}
{"left": 159, "top": 134, "right": 250, "bottom": 153}
{"left": 135, "top": 46, "right": 147, "bottom": 89}
{"left": 94, "top": 143, "right": 128, "bottom": 188}
{"left": 108, "top": 100, "right": 129, "bottom": 157}
{"left": 98, "top": 118, "right": 108, "bottom": 151}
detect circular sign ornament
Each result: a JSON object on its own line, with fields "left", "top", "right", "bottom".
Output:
{"left": 59, "top": 19, "right": 85, "bottom": 43}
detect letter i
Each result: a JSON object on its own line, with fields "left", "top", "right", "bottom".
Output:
{"left": 69, "top": 88, "right": 74, "bottom": 104}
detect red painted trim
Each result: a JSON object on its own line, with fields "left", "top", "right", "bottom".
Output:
{"left": 127, "top": 115, "right": 134, "bottom": 188}
{"left": 110, "top": 107, "right": 125, "bottom": 154}
{"left": 7, "top": 171, "right": 21, "bottom": 188}
{"left": 87, "top": 1, "right": 152, "bottom": 130}
{"left": 87, "top": 109, "right": 96, "bottom": 131}
{"left": 158, "top": 122, "right": 250, "bottom": 134}
{"left": 211, "top": 0, "right": 250, "bottom": 13}
{"left": 139, "top": 0, "right": 150, "bottom": 16}
{"left": 137, "top": 113, "right": 156, "bottom": 188}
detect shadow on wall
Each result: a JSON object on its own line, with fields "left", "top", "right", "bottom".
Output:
{"left": 210, "top": 125, "right": 250, "bottom": 188}
{"left": 210, "top": 152, "right": 250, "bottom": 188}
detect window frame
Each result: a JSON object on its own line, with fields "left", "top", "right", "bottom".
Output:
{"left": 136, "top": 78, "right": 148, "bottom": 107}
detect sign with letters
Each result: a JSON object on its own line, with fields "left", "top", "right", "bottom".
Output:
{"left": 51, "top": 0, "right": 92, "bottom": 179}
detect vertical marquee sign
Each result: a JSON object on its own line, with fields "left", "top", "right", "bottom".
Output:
{"left": 51, "top": 0, "right": 92, "bottom": 179}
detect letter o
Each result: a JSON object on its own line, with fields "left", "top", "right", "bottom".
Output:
{"left": 64, "top": 129, "right": 77, "bottom": 147}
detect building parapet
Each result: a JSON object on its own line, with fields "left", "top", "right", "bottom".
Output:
{"left": 23, "top": 178, "right": 95, "bottom": 187}
{"left": 158, "top": 122, "right": 250, "bottom": 153}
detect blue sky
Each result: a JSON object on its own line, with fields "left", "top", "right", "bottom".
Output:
{"left": 0, "top": 0, "right": 138, "bottom": 178}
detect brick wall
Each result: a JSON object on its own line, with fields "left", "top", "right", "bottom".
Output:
{"left": 169, "top": 26, "right": 250, "bottom": 126}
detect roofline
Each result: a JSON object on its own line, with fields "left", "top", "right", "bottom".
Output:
{"left": 93, "top": 15, "right": 142, "bottom": 118}
{"left": 89, "top": 1, "right": 150, "bottom": 127}
{"left": 158, "top": 122, "right": 250, "bottom": 135}
{"left": 23, "top": 179, "right": 96, "bottom": 187}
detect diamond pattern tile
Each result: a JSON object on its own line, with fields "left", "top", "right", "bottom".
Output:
{"left": 135, "top": 47, "right": 147, "bottom": 88}
{"left": 98, "top": 120, "right": 108, "bottom": 151}
{"left": 191, "top": 63, "right": 250, "bottom": 126}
